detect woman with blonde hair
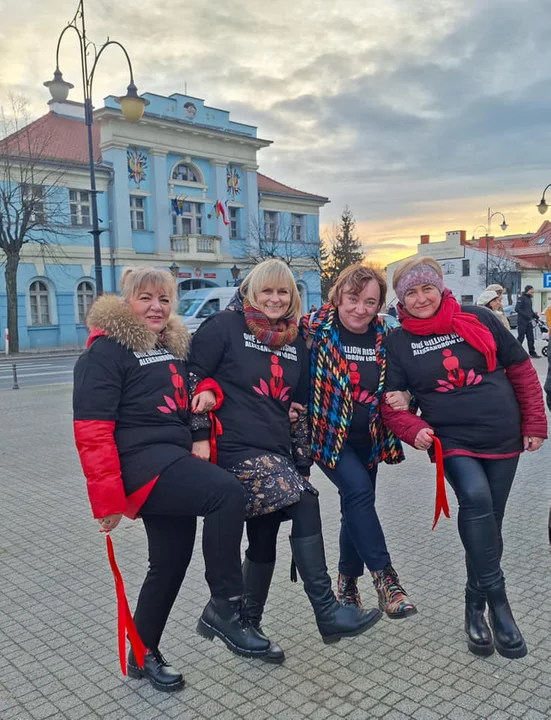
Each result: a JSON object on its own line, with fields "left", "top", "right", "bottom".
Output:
{"left": 381, "top": 256, "right": 547, "bottom": 658}
{"left": 189, "top": 259, "right": 380, "bottom": 662}
{"left": 73, "top": 267, "right": 273, "bottom": 692}
{"left": 300, "top": 264, "right": 416, "bottom": 619}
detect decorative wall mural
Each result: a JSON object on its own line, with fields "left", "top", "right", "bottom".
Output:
{"left": 227, "top": 166, "right": 241, "bottom": 200}
{"left": 127, "top": 149, "right": 148, "bottom": 188}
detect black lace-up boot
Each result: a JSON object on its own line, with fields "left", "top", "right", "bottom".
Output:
{"left": 197, "top": 597, "right": 271, "bottom": 658}
{"left": 127, "top": 649, "right": 184, "bottom": 692}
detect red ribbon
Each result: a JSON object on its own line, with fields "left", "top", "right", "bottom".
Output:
{"left": 105, "top": 535, "right": 146, "bottom": 675}
{"left": 431, "top": 437, "right": 450, "bottom": 530}
{"left": 194, "top": 378, "right": 224, "bottom": 464}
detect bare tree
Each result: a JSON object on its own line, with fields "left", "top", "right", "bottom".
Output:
{"left": 477, "top": 248, "right": 521, "bottom": 304}
{"left": 0, "top": 97, "right": 74, "bottom": 353}
{"left": 243, "top": 215, "right": 322, "bottom": 270}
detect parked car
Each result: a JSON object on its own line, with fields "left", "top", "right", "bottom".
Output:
{"left": 178, "top": 287, "right": 236, "bottom": 334}
{"left": 504, "top": 306, "right": 518, "bottom": 329}
{"left": 380, "top": 313, "right": 400, "bottom": 330}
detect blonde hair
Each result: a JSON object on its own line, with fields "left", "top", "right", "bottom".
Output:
{"left": 392, "top": 256, "right": 443, "bottom": 291}
{"left": 240, "top": 259, "right": 302, "bottom": 321}
{"left": 119, "top": 267, "right": 177, "bottom": 307}
{"left": 328, "top": 264, "right": 386, "bottom": 310}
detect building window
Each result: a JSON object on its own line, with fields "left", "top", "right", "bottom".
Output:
{"left": 29, "top": 280, "right": 51, "bottom": 325}
{"left": 69, "top": 190, "right": 91, "bottom": 226}
{"left": 462, "top": 259, "right": 470, "bottom": 276}
{"left": 77, "top": 281, "right": 95, "bottom": 323}
{"left": 264, "top": 211, "right": 277, "bottom": 241}
{"left": 291, "top": 214, "right": 304, "bottom": 242}
{"left": 130, "top": 195, "right": 145, "bottom": 230}
{"left": 229, "top": 207, "right": 240, "bottom": 239}
{"left": 171, "top": 163, "right": 200, "bottom": 183}
{"left": 172, "top": 202, "right": 203, "bottom": 235}
{"left": 461, "top": 295, "right": 474, "bottom": 305}
{"left": 21, "top": 184, "right": 46, "bottom": 224}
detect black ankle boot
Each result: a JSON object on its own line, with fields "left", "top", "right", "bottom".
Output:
{"left": 243, "top": 558, "right": 285, "bottom": 664}
{"left": 486, "top": 584, "right": 527, "bottom": 659}
{"left": 197, "top": 597, "right": 271, "bottom": 658}
{"left": 465, "top": 589, "right": 494, "bottom": 656}
{"left": 289, "top": 534, "right": 381, "bottom": 644}
{"left": 127, "top": 649, "right": 184, "bottom": 692}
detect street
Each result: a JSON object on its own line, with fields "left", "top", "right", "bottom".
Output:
{"left": 0, "top": 356, "right": 78, "bottom": 390}
{"left": 0, "top": 382, "right": 550, "bottom": 720}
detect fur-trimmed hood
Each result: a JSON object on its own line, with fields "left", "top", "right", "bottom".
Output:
{"left": 86, "top": 294, "right": 191, "bottom": 359}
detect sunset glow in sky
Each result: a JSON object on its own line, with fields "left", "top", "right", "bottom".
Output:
{"left": 1, "top": 0, "right": 550, "bottom": 265}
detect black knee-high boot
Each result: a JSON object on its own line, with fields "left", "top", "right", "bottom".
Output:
{"left": 289, "top": 534, "right": 381, "bottom": 644}
{"left": 243, "top": 558, "right": 285, "bottom": 663}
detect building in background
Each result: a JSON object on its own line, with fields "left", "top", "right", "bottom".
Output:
{"left": 386, "top": 230, "right": 520, "bottom": 307}
{"left": 0, "top": 92, "right": 328, "bottom": 350}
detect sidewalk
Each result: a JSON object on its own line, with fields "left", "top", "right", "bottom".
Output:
{"left": 0, "top": 384, "right": 550, "bottom": 720}
{"left": 0, "top": 346, "right": 83, "bottom": 363}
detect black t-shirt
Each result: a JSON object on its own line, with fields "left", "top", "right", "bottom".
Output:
{"left": 73, "top": 335, "right": 193, "bottom": 495}
{"left": 384, "top": 305, "right": 528, "bottom": 455}
{"left": 188, "top": 310, "right": 309, "bottom": 468}
{"left": 339, "top": 322, "right": 380, "bottom": 447}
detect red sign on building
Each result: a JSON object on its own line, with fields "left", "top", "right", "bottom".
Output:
{"left": 204, "top": 273, "right": 217, "bottom": 279}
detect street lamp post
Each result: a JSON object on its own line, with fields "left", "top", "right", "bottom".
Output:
{"left": 44, "top": 0, "right": 148, "bottom": 295}
{"left": 471, "top": 207, "right": 508, "bottom": 286}
{"left": 227, "top": 264, "right": 241, "bottom": 287}
{"left": 536, "top": 184, "right": 551, "bottom": 215}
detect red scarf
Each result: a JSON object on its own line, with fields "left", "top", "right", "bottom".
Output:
{"left": 398, "top": 290, "right": 497, "bottom": 372}
{"left": 243, "top": 298, "right": 298, "bottom": 350}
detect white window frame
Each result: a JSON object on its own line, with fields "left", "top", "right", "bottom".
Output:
{"left": 69, "top": 189, "right": 91, "bottom": 226}
{"left": 229, "top": 206, "right": 240, "bottom": 239}
{"left": 291, "top": 214, "right": 304, "bottom": 243}
{"left": 76, "top": 280, "right": 95, "bottom": 324}
{"left": 264, "top": 211, "right": 278, "bottom": 241}
{"left": 170, "top": 161, "right": 204, "bottom": 186}
{"left": 29, "top": 280, "right": 52, "bottom": 326}
{"left": 21, "top": 184, "right": 46, "bottom": 224}
{"left": 130, "top": 195, "right": 146, "bottom": 231}
{"left": 172, "top": 201, "right": 203, "bottom": 235}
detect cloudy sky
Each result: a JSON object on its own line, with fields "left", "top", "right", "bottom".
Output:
{"left": 1, "top": 0, "right": 551, "bottom": 263}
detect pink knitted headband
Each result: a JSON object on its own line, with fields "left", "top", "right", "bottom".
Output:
{"left": 395, "top": 264, "right": 444, "bottom": 303}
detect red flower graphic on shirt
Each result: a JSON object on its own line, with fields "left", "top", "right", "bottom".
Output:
{"left": 253, "top": 355, "right": 291, "bottom": 402}
{"left": 434, "top": 349, "right": 482, "bottom": 393}
{"left": 157, "top": 363, "right": 188, "bottom": 413}
{"left": 349, "top": 362, "right": 375, "bottom": 404}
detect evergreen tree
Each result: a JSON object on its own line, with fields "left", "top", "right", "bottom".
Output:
{"left": 321, "top": 207, "right": 364, "bottom": 299}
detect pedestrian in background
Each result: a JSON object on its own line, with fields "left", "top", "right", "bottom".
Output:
{"left": 300, "top": 264, "right": 416, "bottom": 619}
{"left": 476, "top": 289, "right": 510, "bottom": 329}
{"left": 189, "top": 259, "right": 380, "bottom": 662}
{"left": 516, "top": 285, "right": 540, "bottom": 357}
{"left": 484, "top": 284, "right": 510, "bottom": 329}
{"left": 73, "top": 267, "right": 271, "bottom": 692}
{"left": 381, "top": 257, "right": 547, "bottom": 659}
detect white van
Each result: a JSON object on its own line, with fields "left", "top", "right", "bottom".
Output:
{"left": 177, "top": 287, "right": 237, "bottom": 334}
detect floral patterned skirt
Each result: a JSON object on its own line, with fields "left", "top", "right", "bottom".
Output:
{"left": 227, "top": 453, "right": 318, "bottom": 519}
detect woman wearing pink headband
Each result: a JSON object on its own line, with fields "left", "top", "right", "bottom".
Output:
{"left": 382, "top": 257, "right": 547, "bottom": 659}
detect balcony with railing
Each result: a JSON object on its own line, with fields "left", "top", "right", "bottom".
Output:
{"left": 170, "top": 234, "right": 222, "bottom": 261}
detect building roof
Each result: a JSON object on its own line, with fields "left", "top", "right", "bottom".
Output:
{"left": 1, "top": 112, "right": 327, "bottom": 204}
{"left": 0, "top": 112, "right": 101, "bottom": 165}
{"left": 257, "top": 172, "right": 329, "bottom": 202}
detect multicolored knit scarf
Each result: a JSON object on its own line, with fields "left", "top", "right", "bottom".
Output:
{"left": 243, "top": 297, "right": 298, "bottom": 350}
{"left": 300, "top": 303, "right": 405, "bottom": 470}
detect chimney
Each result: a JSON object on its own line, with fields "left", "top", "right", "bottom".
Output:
{"left": 478, "top": 235, "right": 493, "bottom": 249}
{"left": 459, "top": 230, "right": 466, "bottom": 244}
{"left": 420, "top": 234, "right": 430, "bottom": 245}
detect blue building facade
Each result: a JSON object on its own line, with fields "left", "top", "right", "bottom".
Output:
{"left": 0, "top": 92, "right": 328, "bottom": 350}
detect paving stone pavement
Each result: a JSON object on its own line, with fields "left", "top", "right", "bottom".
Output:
{"left": 0, "top": 382, "right": 550, "bottom": 720}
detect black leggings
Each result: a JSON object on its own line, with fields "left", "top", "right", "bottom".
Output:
{"left": 132, "top": 454, "right": 245, "bottom": 650}
{"left": 443, "top": 455, "right": 519, "bottom": 592}
{"left": 245, "top": 491, "right": 322, "bottom": 564}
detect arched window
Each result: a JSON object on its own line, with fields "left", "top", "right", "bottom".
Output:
{"left": 29, "top": 280, "right": 51, "bottom": 326}
{"left": 77, "top": 281, "right": 95, "bottom": 323}
{"left": 171, "top": 162, "right": 200, "bottom": 183}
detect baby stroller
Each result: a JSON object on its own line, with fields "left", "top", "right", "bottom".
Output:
{"left": 537, "top": 319, "right": 549, "bottom": 356}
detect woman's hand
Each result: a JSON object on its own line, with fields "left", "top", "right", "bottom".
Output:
{"left": 289, "top": 401, "right": 306, "bottom": 423}
{"left": 385, "top": 390, "right": 410, "bottom": 411}
{"left": 414, "top": 428, "right": 434, "bottom": 450}
{"left": 523, "top": 436, "right": 544, "bottom": 452}
{"left": 98, "top": 513, "right": 123, "bottom": 533}
{"left": 191, "top": 390, "right": 216, "bottom": 414}
{"left": 192, "top": 440, "right": 211, "bottom": 461}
